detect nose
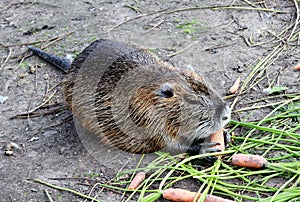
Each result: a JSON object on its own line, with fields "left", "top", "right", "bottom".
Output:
{"left": 222, "top": 116, "right": 229, "bottom": 121}
{"left": 222, "top": 105, "right": 231, "bottom": 123}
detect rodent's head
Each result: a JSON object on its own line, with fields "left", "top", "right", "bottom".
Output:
{"left": 127, "top": 68, "right": 231, "bottom": 149}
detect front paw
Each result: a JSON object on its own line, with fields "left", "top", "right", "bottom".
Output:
{"left": 199, "top": 142, "right": 221, "bottom": 153}
{"left": 187, "top": 142, "right": 221, "bottom": 165}
{"left": 200, "top": 142, "right": 222, "bottom": 163}
{"left": 187, "top": 142, "right": 221, "bottom": 155}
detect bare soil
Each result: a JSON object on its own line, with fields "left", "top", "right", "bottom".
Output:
{"left": 0, "top": 0, "right": 299, "bottom": 201}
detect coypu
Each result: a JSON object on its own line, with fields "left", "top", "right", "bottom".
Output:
{"left": 28, "top": 39, "right": 231, "bottom": 155}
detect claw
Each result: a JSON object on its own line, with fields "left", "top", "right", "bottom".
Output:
{"left": 201, "top": 141, "right": 220, "bottom": 146}
{"left": 203, "top": 155, "right": 218, "bottom": 163}
{"left": 211, "top": 141, "right": 221, "bottom": 146}
{"left": 186, "top": 141, "right": 221, "bottom": 156}
{"left": 204, "top": 148, "right": 221, "bottom": 153}
{"left": 223, "top": 129, "right": 232, "bottom": 148}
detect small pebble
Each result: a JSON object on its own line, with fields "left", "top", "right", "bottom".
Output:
{"left": 28, "top": 137, "right": 39, "bottom": 142}
{"left": 31, "top": 188, "right": 38, "bottom": 192}
{"left": 263, "top": 88, "right": 271, "bottom": 94}
{"left": 59, "top": 147, "right": 67, "bottom": 155}
{"left": 5, "top": 150, "right": 14, "bottom": 156}
{"left": 11, "top": 142, "right": 19, "bottom": 150}
{"left": 19, "top": 73, "right": 28, "bottom": 79}
{"left": 29, "top": 65, "right": 36, "bottom": 74}
{"left": 0, "top": 95, "right": 8, "bottom": 104}
{"left": 237, "top": 66, "right": 244, "bottom": 73}
{"left": 7, "top": 142, "right": 19, "bottom": 150}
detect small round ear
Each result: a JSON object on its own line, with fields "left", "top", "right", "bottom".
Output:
{"left": 157, "top": 82, "right": 174, "bottom": 98}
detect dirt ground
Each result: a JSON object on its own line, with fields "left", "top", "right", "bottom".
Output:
{"left": 0, "top": 0, "right": 299, "bottom": 201}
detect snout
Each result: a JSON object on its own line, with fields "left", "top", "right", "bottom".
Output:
{"left": 221, "top": 105, "right": 231, "bottom": 126}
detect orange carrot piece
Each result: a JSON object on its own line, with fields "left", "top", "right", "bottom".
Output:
{"left": 229, "top": 76, "right": 241, "bottom": 94}
{"left": 128, "top": 172, "right": 146, "bottom": 190}
{"left": 294, "top": 63, "right": 300, "bottom": 71}
{"left": 210, "top": 128, "right": 225, "bottom": 153}
{"left": 163, "top": 188, "right": 196, "bottom": 202}
{"left": 232, "top": 154, "right": 268, "bottom": 169}
{"left": 163, "top": 188, "right": 234, "bottom": 202}
{"left": 205, "top": 194, "right": 235, "bottom": 202}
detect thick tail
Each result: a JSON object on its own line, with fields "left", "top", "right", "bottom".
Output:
{"left": 28, "top": 46, "right": 71, "bottom": 73}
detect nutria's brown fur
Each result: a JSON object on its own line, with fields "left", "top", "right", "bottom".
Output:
{"left": 29, "top": 39, "right": 231, "bottom": 154}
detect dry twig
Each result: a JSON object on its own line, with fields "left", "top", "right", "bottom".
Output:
{"left": 0, "top": 47, "right": 12, "bottom": 72}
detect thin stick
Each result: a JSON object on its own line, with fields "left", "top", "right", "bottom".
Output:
{"left": 44, "top": 189, "right": 54, "bottom": 202}
{"left": 143, "top": 20, "right": 164, "bottom": 34}
{"left": 0, "top": 47, "right": 12, "bottom": 72}
{"left": 48, "top": 177, "right": 104, "bottom": 183}
{"left": 84, "top": 183, "right": 104, "bottom": 202}
{"left": 166, "top": 41, "right": 196, "bottom": 58}
{"left": 35, "top": 64, "right": 38, "bottom": 90}
{"left": 48, "top": 81, "right": 63, "bottom": 93}
{"left": 79, "top": 182, "right": 125, "bottom": 196}
{"left": 2, "top": 31, "right": 74, "bottom": 48}
{"left": 230, "top": 44, "right": 283, "bottom": 109}
{"left": 33, "top": 179, "right": 101, "bottom": 202}
{"left": 10, "top": 106, "right": 66, "bottom": 120}
{"left": 0, "top": 1, "right": 14, "bottom": 13}
{"left": 41, "top": 31, "right": 74, "bottom": 49}
{"left": 14, "top": 54, "right": 26, "bottom": 70}
{"left": 242, "top": 0, "right": 257, "bottom": 7}
{"left": 237, "top": 95, "right": 300, "bottom": 150}
{"left": 27, "top": 90, "right": 58, "bottom": 114}
{"left": 258, "top": 95, "right": 300, "bottom": 125}
{"left": 238, "top": 92, "right": 300, "bottom": 106}
{"left": 104, "top": 8, "right": 169, "bottom": 33}
{"left": 163, "top": 5, "right": 287, "bottom": 15}
{"left": 266, "top": 30, "right": 286, "bottom": 44}
{"left": 288, "top": 0, "right": 300, "bottom": 41}
{"left": 233, "top": 99, "right": 292, "bottom": 113}
{"left": 204, "top": 42, "right": 237, "bottom": 52}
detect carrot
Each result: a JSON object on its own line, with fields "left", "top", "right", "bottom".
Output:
{"left": 163, "top": 188, "right": 195, "bottom": 202}
{"left": 163, "top": 188, "right": 234, "bottom": 202}
{"left": 128, "top": 172, "right": 146, "bottom": 190}
{"left": 232, "top": 154, "right": 268, "bottom": 169}
{"left": 293, "top": 63, "right": 300, "bottom": 71}
{"left": 229, "top": 76, "right": 241, "bottom": 94}
{"left": 210, "top": 128, "right": 225, "bottom": 153}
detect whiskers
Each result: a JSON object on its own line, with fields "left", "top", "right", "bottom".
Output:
{"left": 178, "top": 117, "right": 213, "bottom": 140}
{"left": 193, "top": 121, "right": 213, "bottom": 139}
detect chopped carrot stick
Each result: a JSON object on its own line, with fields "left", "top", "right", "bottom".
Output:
{"left": 128, "top": 172, "right": 146, "bottom": 190}
{"left": 210, "top": 128, "right": 225, "bottom": 153}
{"left": 163, "top": 188, "right": 195, "bottom": 202}
{"left": 232, "top": 154, "right": 268, "bottom": 169}
{"left": 163, "top": 188, "right": 234, "bottom": 202}
{"left": 229, "top": 76, "right": 241, "bottom": 94}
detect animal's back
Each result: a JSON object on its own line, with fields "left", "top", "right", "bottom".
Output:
{"left": 64, "top": 39, "right": 175, "bottom": 153}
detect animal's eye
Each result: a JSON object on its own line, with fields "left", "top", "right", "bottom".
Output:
{"left": 222, "top": 116, "right": 228, "bottom": 121}
{"left": 161, "top": 89, "right": 174, "bottom": 98}
{"left": 157, "top": 83, "right": 174, "bottom": 98}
